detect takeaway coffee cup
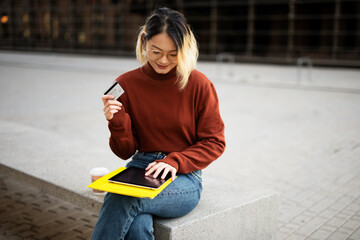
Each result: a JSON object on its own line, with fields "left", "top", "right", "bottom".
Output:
{"left": 90, "top": 167, "right": 110, "bottom": 195}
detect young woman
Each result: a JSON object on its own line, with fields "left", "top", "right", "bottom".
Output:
{"left": 92, "top": 7, "right": 225, "bottom": 240}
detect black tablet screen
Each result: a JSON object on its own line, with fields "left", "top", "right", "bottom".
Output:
{"left": 108, "top": 167, "right": 171, "bottom": 190}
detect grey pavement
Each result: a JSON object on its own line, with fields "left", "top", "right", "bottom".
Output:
{"left": 0, "top": 174, "right": 97, "bottom": 240}
{"left": 1, "top": 51, "right": 360, "bottom": 239}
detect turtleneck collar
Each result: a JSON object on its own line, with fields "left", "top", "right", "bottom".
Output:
{"left": 141, "top": 62, "right": 178, "bottom": 81}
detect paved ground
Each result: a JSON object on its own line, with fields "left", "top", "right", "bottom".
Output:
{"left": 0, "top": 175, "right": 97, "bottom": 240}
{"left": 0, "top": 51, "right": 360, "bottom": 239}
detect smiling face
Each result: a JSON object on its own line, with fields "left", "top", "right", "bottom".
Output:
{"left": 145, "top": 32, "right": 178, "bottom": 74}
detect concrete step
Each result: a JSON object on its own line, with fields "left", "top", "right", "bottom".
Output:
{"left": 154, "top": 178, "right": 279, "bottom": 240}
{"left": 1, "top": 163, "right": 278, "bottom": 240}
{"left": 0, "top": 120, "right": 279, "bottom": 239}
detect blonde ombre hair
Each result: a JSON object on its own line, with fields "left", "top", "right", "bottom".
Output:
{"left": 136, "top": 7, "right": 199, "bottom": 90}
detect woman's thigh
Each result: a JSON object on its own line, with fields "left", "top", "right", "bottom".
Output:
{"left": 140, "top": 172, "right": 202, "bottom": 218}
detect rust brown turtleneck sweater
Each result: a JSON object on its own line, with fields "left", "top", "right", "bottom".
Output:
{"left": 108, "top": 63, "right": 225, "bottom": 174}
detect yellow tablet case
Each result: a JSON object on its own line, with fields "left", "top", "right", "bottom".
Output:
{"left": 88, "top": 167, "right": 175, "bottom": 199}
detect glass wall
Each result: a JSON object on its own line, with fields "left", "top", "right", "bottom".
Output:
{"left": 0, "top": 0, "right": 359, "bottom": 67}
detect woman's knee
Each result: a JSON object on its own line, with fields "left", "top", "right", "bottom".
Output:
{"left": 125, "top": 213, "right": 154, "bottom": 240}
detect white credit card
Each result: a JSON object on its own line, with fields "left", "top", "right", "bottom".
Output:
{"left": 104, "top": 82, "right": 124, "bottom": 100}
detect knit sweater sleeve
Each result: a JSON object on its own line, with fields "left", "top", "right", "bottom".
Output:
{"left": 108, "top": 82, "right": 138, "bottom": 160}
{"left": 157, "top": 78, "right": 226, "bottom": 173}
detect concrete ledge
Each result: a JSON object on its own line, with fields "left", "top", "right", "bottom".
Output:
{"left": 0, "top": 163, "right": 278, "bottom": 240}
{"left": 0, "top": 120, "right": 278, "bottom": 239}
{"left": 0, "top": 164, "right": 103, "bottom": 212}
{"left": 154, "top": 178, "right": 279, "bottom": 240}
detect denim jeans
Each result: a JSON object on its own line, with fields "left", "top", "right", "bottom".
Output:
{"left": 91, "top": 152, "right": 203, "bottom": 240}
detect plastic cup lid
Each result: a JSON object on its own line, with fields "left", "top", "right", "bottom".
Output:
{"left": 90, "top": 167, "right": 110, "bottom": 176}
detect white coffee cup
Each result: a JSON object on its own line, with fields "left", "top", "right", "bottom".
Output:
{"left": 90, "top": 167, "right": 110, "bottom": 195}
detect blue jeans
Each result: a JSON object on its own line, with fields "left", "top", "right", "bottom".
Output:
{"left": 91, "top": 152, "right": 203, "bottom": 240}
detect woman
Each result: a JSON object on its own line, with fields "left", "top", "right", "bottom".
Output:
{"left": 92, "top": 7, "right": 225, "bottom": 240}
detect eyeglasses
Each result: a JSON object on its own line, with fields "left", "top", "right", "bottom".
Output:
{"left": 150, "top": 50, "right": 178, "bottom": 62}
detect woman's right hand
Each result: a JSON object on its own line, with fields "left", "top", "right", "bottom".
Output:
{"left": 102, "top": 95, "right": 122, "bottom": 121}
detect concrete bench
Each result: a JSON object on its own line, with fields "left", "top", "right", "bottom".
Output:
{"left": 0, "top": 120, "right": 278, "bottom": 239}
{"left": 0, "top": 162, "right": 278, "bottom": 240}
{"left": 154, "top": 178, "right": 278, "bottom": 239}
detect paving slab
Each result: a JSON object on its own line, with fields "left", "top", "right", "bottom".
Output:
{"left": 0, "top": 175, "right": 97, "bottom": 240}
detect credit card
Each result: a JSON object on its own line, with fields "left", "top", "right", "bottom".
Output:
{"left": 104, "top": 82, "right": 124, "bottom": 100}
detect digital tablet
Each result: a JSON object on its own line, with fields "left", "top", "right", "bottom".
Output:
{"left": 107, "top": 167, "right": 171, "bottom": 190}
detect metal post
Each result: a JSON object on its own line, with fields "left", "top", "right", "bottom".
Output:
{"left": 9, "top": 0, "right": 16, "bottom": 49}
{"left": 332, "top": 0, "right": 341, "bottom": 60}
{"left": 210, "top": 0, "right": 218, "bottom": 56}
{"left": 247, "top": 0, "right": 254, "bottom": 56}
{"left": 69, "top": 0, "right": 75, "bottom": 51}
{"left": 216, "top": 53, "right": 235, "bottom": 80}
{"left": 297, "top": 57, "right": 313, "bottom": 84}
{"left": 287, "top": 0, "right": 295, "bottom": 61}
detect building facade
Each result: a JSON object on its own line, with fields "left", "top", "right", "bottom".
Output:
{"left": 0, "top": 0, "right": 359, "bottom": 67}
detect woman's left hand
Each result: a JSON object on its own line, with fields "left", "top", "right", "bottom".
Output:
{"left": 145, "top": 162, "right": 177, "bottom": 181}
